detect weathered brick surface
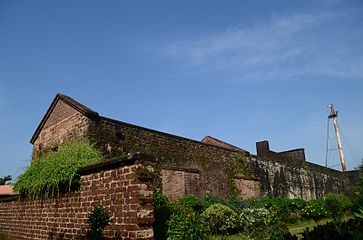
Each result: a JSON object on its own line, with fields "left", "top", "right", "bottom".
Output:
{"left": 160, "top": 169, "right": 201, "bottom": 200}
{"left": 234, "top": 178, "right": 261, "bottom": 199}
{"left": 89, "top": 118, "right": 239, "bottom": 198}
{"left": 32, "top": 100, "right": 90, "bottom": 159}
{"left": 29, "top": 95, "right": 358, "bottom": 201}
{"left": 0, "top": 155, "right": 154, "bottom": 240}
{"left": 249, "top": 157, "right": 347, "bottom": 200}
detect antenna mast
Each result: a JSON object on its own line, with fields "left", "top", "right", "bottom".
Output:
{"left": 328, "top": 104, "right": 346, "bottom": 172}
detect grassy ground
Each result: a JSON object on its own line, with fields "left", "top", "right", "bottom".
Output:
{"left": 287, "top": 219, "right": 330, "bottom": 239}
{"left": 210, "top": 218, "right": 334, "bottom": 240}
{"left": 210, "top": 235, "right": 240, "bottom": 240}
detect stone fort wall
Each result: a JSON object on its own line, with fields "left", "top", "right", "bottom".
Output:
{"left": 30, "top": 95, "right": 357, "bottom": 200}
{"left": 0, "top": 154, "right": 155, "bottom": 240}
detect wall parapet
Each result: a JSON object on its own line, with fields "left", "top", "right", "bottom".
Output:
{"left": 0, "top": 153, "right": 155, "bottom": 240}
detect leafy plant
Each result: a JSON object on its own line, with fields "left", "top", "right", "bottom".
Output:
{"left": 299, "top": 199, "right": 329, "bottom": 222}
{"left": 239, "top": 207, "right": 296, "bottom": 240}
{"left": 301, "top": 218, "right": 363, "bottom": 240}
{"left": 324, "top": 193, "right": 352, "bottom": 220}
{"left": 154, "top": 190, "right": 172, "bottom": 240}
{"left": 179, "top": 195, "right": 205, "bottom": 213}
{"left": 201, "top": 203, "right": 238, "bottom": 238}
{"left": 14, "top": 141, "right": 102, "bottom": 199}
{"left": 261, "top": 197, "right": 306, "bottom": 223}
{"left": 87, "top": 205, "right": 110, "bottom": 240}
{"left": 238, "top": 207, "right": 271, "bottom": 238}
{"left": 167, "top": 204, "right": 209, "bottom": 240}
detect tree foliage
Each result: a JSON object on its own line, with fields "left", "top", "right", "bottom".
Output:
{"left": 0, "top": 175, "right": 11, "bottom": 185}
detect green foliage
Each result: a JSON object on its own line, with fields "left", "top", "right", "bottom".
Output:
{"left": 238, "top": 207, "right": 272, "bottom": 236}
{"left": 167, "top": 204, "right": 209, "bottom": 240}
{"left": 268, "top": 223, "right": 298, "bottom": 240}
{"left": 14, "top": 141, "right": 102, "bottom": 199}
{"left": 198, "top": 195, "right": 244, "bottom": 214}
{"left": 354, "top": 208, "right": 363, "bottom": 220}
{"left": 324, "top": 193, "right": 352, "bottom": 220}
{"left": 301, "top": 219, "right": 363, "bottom": 240}
{"left": 239, "top": 207, "right": 296, "bottom": 240}
{"left": 234, "top": 153, "right": 249, "bottom": 178}
{"left": 179, "top": 195, "right": 205, "bottom": 213}
{"left": 87, "top": 205, "right": 110, "bottom": 240}
{"left": 201, "top": 203, "right": 238, "bottom": 236}
{"left": 354, "top": 161, "right": 363, "bottom": 209}
{"left": 154, "top": 190, "right": 172, "bottom": 240}
{"left": 261, "top": 197, "right": 306, "bottom": 223}
{"left": 299, "top": 199, "right": 330, "bottom": 222}
{"left": 0, "top": 175, "right": 11, "bottom": 185}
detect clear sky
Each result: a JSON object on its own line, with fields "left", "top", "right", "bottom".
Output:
{"left": 1, "top": 0, "right": 362, "bottom": 180}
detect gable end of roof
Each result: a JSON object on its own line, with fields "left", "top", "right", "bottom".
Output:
{"left": 30, "top": 93, "right": 99, "bottom": 144}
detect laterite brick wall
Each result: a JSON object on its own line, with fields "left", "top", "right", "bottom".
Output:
{"left": 32, "top": 100, "right": 91, "bottom": 159}
{"left": 0, "top": 154, "right": 155, "bottom": 240}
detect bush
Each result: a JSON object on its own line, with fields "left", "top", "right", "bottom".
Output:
{"left": 301, "top": 218, "right": 363, "bottom": 240}
{"left": 179, "top": 195, "right": 205, "bottom": 213}
{"left": 154, "top": 191, "right": 172, "bottom": 240}
{"left": 261, "top": 197, "right": 306, "bottom": 223}
{"left": 197, "top": 195, "right": 244, "bottom": 214}
{"left": 200, "top": 195, "right": 227, "bottom": 211}
{"left": 238, "top": 207, "right": 272, "bottom": 238}
{"left": 14, "top": 141, "right": 102, "bottom": 199}
{"left": 324, "top": 193, "right": 352, "bottom": 220}
{"left": 299, "top": 199, "right": 330, "bottom": 222}
{"left": 239, "top": 207, "right": 296, "bottom": 240}
{"left": 167, "top": 204, "right": 209, "bottom": 240}
{"left": 87, "top": 205, "right": 110, "bottom": 240}
{"left": 201, "top": 203, "right": 238, "bottom": 236}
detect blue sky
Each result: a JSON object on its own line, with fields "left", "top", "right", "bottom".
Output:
{"left": 1, "top": 0, "right": 362, "bottom": 180}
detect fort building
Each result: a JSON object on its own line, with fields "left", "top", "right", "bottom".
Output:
{"left": 30, "top": 93, "right": 357, "bottom": 200}
{"left": 0, "top": 93, "right": 359, "bottom": 240}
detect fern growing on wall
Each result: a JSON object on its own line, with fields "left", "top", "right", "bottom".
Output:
{"left": 14, "top": 141, "right": 102, "bottom": 199}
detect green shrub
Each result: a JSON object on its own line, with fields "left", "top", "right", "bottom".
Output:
{"left": 324, "top": 193, "right": 352, "bottom": 220}
{"left": 238, "top": 207, "right": 272, "bottom": 239}
{"left": 299, "top": 199, "right": 330, "bottom": 222}
{"left": 261, "top": 197, "right": 306, "bottom": 223}
{"left": 154, "top": 191, "right": 171, "bottom": 240}
{"left": 224, "top": 197, "right": 245, "bottom": 214}
{"left": 268, "top": 223, "right": 298, "bottom": 240}
{"left": 199, "top": 195, "right": 244, "bottom": 214}
{"left": 301, "top": 218, "right": 363, "bottom": 240}
{"left": 200, "top": 195, "right": 227, "bottom": 210}
{"left": 201, "top": 203, "right": 238, "bottom": 236}
{"left": 239, "top": 207, "right": 296, "bottom": 240}
{"left": 179, "top": 195, "right": 205, "bottom": 213}
{"left": 87, "top": 205, "right": 110, "bottom": 240}
{"left": 14, "top": 141, "right": 102, "bottom": 199}
{"left": 167, "top": 204, "right": 209, "bottom": 240}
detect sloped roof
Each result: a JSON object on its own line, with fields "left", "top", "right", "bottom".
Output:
{"left": 30, "top": 94, "right": 249, "bottom": 154}
{"left": 30, "top": 93, "right": 99, "bottom": 144}
{"left": 0, "top": 185, "right": 17, "bottom": 195}
{"left": 201, "top": 135, "right": 248, "bottom": 153}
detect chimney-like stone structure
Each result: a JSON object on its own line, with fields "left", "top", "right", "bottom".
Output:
{"left": 256, "top": 140, "right": 270, "bottom": 157}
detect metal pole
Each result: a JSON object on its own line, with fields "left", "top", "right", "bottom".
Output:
{"left": 325, "top": 118, "right": 330, "bottom": 168}
{"left": 329, "top": 104, "right": 347, "bottom": 172}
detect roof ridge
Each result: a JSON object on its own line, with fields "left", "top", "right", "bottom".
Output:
{"left": 30, "top": 93, "right": 99, "bottom": 144}
{"left": 201, "top": 135, "right": 247, "bottom": 152}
